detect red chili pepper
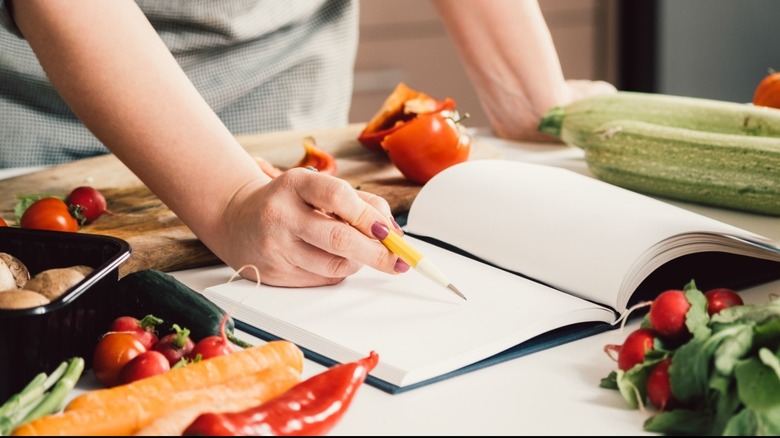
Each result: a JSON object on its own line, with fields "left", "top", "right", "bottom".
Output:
{"left": 182, "top": 351, "right": 379, "bottom": 436}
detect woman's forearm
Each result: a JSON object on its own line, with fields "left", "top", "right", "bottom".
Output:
{"left": 9, "top": 0, "right": 417, "bottom": 287}
{"left": 11, "top": 0, "right": 269, "bottom": 244}
{"left": 431, "top": 0, "right": 569, "bottom": 139}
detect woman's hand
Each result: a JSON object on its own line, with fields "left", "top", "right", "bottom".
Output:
{"left": 213, "top": 167, "right": 406, "bottom": 287}
{"left": 484, "top": 79, "right": 617, "bottom": 143}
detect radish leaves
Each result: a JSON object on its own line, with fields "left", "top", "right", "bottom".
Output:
{"left": 602, "top": 279, "right": 780, "bottom": 435}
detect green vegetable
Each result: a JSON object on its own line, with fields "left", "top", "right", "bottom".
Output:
{"left": 537, "top": 92, "right": 780, "bottom": 216}
{"left": 581, "top": 120, "right": 780, "bottom": 215}
{"left": 115, "top": 269, "right": 252, "bottom": 348}
{"left": 0, "top": 372, "right": 50, "bottom": 433}
{"left": 537, "top": 91, "right": 780, "bottom": 146}
{"left": 20, "top": 358, "right": 84, "bottom": 425}
{"left": 602, "top": 281, "right": 780, "bottom": 435}
{"left": 0, "top": 357, "right": 84, "bottom": 435}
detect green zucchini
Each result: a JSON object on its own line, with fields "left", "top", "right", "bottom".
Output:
{"left": 538, "top": 91, "right": 780, "bottom": 148}
{"left": 580, "top": 119, "right": 780, "bottom": 216}
{"left": 114, "top": 269, "right": 252, "bottom": 348}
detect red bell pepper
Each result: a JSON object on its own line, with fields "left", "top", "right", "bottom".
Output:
{"left": 357, "top": 82, "right": 457, "bottom": 151}
{"left": 182, "top": 351, "right": 379, "bottom": 436}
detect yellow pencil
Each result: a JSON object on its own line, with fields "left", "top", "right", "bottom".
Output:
{"left": 379, "top": 228, "right": 467, "bottom": 300}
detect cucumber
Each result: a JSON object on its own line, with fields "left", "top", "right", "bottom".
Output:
{"left": 538, "top": 91, "right": 780, "bottom": 148}
{"left": 114, "top": 269, "right": 252, "bottom": 348}
{"left": 580, "top": 119, "right": 780, "bottom": 216}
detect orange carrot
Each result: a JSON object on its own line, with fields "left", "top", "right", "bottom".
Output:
{"left": 66, "top": 340, "right": 302, "bottom": 412}
{"left": 12, "top": 363, "right": 302, "bottom": 436}
{"left": 133, "top": 370, "right": 300, "bottom": 437}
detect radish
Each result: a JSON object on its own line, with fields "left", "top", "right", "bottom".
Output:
{"left": 109, "top": 314, "right": 162, "bottom": 350}
{"left": 613, "top": 328, "right": 656, "bottom": 371}
{"left": 66, "top": 186, "right": 114, "bottom": 224}
{"left": 153, "top": 324, "right": 195, "bottom": 367}
{"left": 188, "top": 314, "right": 240, "bottom": 360}
{"left": 647, "top": 358, "right": 676, "bottom": 411}
{"left": 648, "top": 289, "right": 691, "bottom": 340}
{"left": 603, "top": 327, "right": 655, "bottom": 371}
{"left": 118, "top": 350, "right": 171, "bottom": 385}
{"left": 704, "top": 288, "right": 743, "bottom": 316}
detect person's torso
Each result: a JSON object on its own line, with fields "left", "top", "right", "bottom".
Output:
{"left": 0, "top": 0, "right": 358, "bottom": 167}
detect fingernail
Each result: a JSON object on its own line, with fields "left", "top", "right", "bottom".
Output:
{"left": 371, "top": 221, "right": 389, "bottom": 240}
{"left": 394, "top": 258, "right": 410, "bottom": 273}
{"left": 390, "top": 217, "right": 402, "bottom": 231}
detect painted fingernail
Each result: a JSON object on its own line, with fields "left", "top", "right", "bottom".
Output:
{"left": 371, "top": 221, "right": 389, "bottom": 240}
{"left": 394, "top": 258, "right": 410, "bottom": 273}
{"left": 390, "top": 217, "right": 402, "bottom": 231}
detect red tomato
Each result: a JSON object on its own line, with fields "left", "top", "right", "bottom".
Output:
{"left": 118, "top": 350, "right": 171, "bottom": 385}
{"left": 381, "top": 112, "right": 471, "bottom": 184}
{"left": 704, "top": 288, "right": 744, "bottom": 316}
{"left": 753, "top": 70, "right": 780, "bottom": 109}
{"left": 19, "top": 197, "right": 80, "bottom": 232}
{"left": 0, "top": 217, "right": 7, "bottom": 227}
{"left": 92, "top": 332, "right": 147, "bottom": 387}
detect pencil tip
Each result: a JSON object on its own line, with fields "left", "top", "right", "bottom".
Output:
{"left": 448, "top": 284, "right": 467, "bottom": 301}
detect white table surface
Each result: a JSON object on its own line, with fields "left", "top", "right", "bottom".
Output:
{"left": 4, "top": 130, "right": 779, "bottom": 436}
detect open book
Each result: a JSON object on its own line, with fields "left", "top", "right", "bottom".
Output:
{"left": 202, "top": 160, "right": 780, "bottom": 394}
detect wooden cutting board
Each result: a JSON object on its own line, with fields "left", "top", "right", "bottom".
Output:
{"left": 0, "top": 123, "right": 501, "bottom": 275}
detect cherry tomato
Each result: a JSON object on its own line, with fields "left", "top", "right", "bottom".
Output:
{"left": 118, "top": 350, "right": 171, "bottom": 385}
{"left": 381, "top": 112, "right": 471, "bottom": 184}
{"left": 109, "top": 315, "right": 162, "bottom": 350}
{"left": 92, "top": 331, "right": 147, "bottom": 387}
{"left": 19, "top": 197, "right": 80, "bottom": 232}
{"left": 292, "top": 136, "right": 337, "bottom": 175}
{"left": 704, "top": 288, "right": 744, "bottom": 316}
{"left": 753, "top": 70, "right": 780, "bottom": 109}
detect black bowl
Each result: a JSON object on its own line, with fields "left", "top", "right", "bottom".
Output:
{"left": 0, "top": 227, "right": 131, "bottom": 400}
